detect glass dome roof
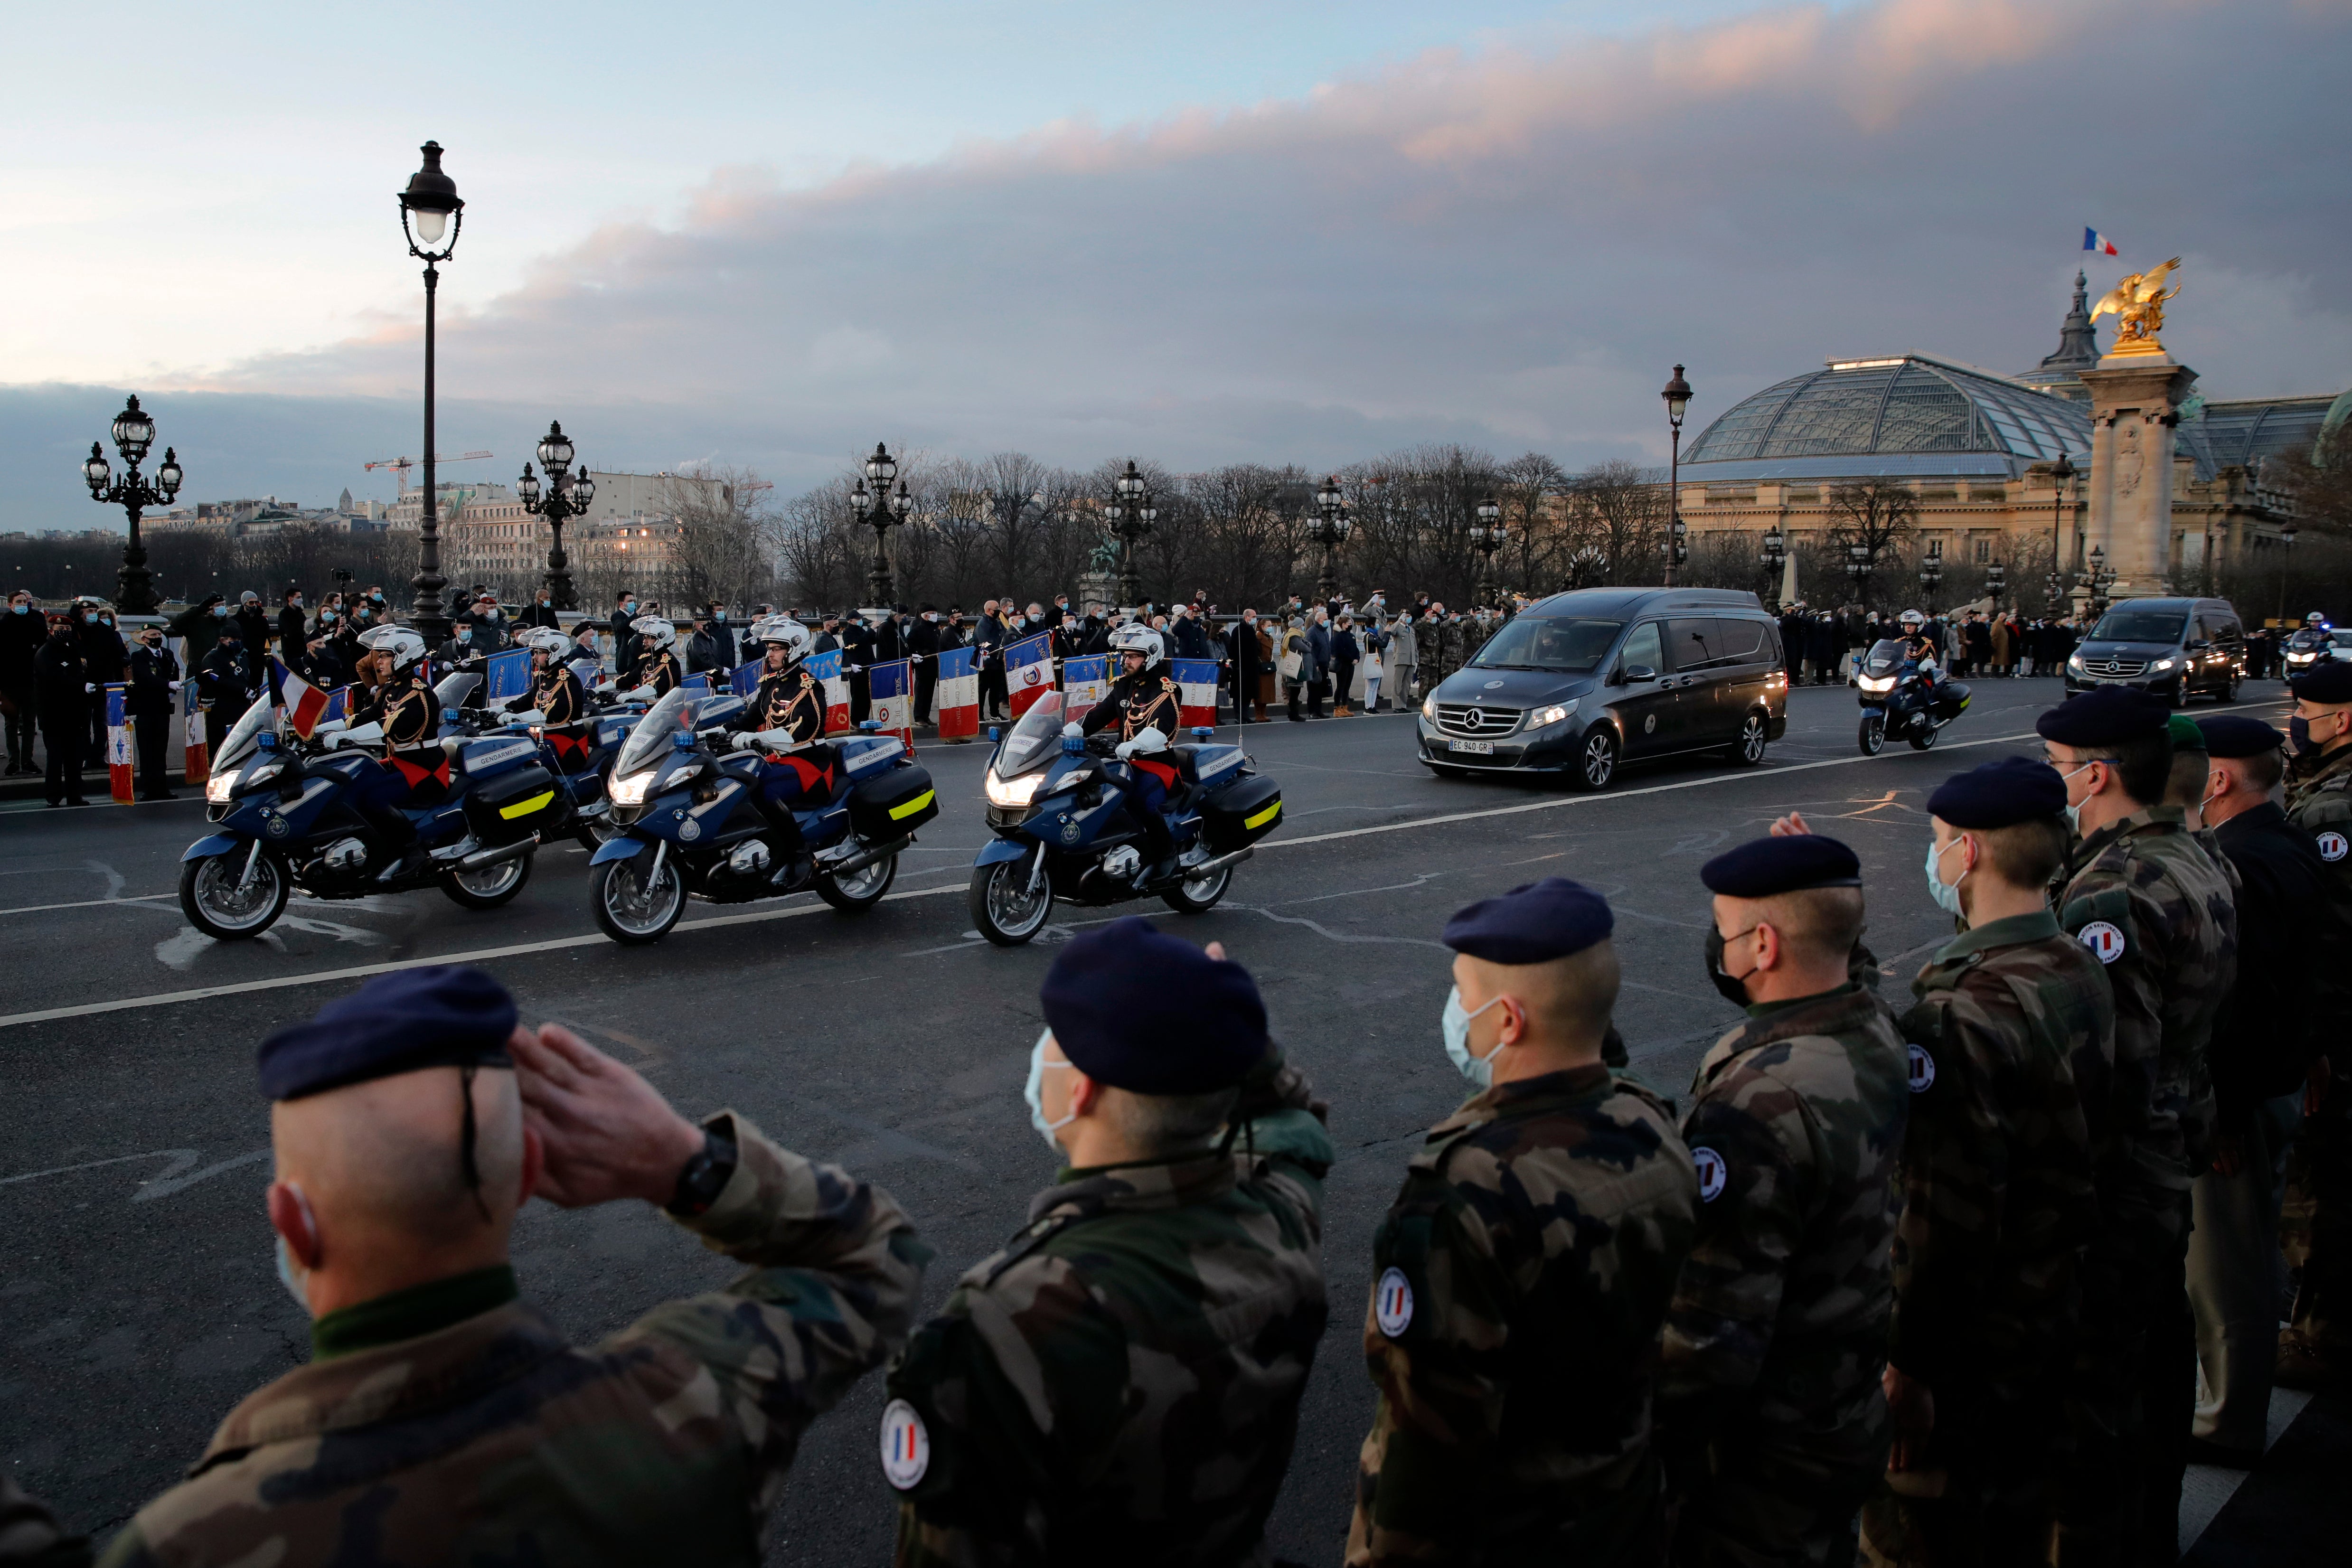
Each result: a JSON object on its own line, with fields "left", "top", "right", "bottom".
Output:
{"left": 1683, "top": 355, "right": 2090, "bottom": 478}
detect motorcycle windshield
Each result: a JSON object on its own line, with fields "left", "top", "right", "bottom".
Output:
{"left": 1863, "top": 639, "right": 1906, "bottom": 674}
{"left": 434, "top": 670, "right": 482, "bottom": 708}
{"left": 213, "top": 695, "right": 278, "bottom": 774}
{"left": 615, "top": 688, "right": 696, "bottom": 777}
{"left": 998, "top": 689, "right": 1067, "bottom": 776}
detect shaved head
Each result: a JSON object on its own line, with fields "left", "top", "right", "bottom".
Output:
{"left": 1455, "top": 942, "right": 1620, "bottom": 1044}
{"left": 1717, "top": 887, "right": 1866, "bottom": 968}
{"left": 273, "top": 1066, "right": 526, "bottom": 1244}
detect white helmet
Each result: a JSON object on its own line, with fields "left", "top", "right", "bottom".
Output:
{"left": 753, "top": 616, "right": 811, "bottom": 660}
{"left": 1108, "top": 623, "right": 1165, "bottom": 665}
{"left": 632, "top": 615, "right": 677, "bottom": 651}
{"left": 520, "top": 627, "right": 570, "bottom": 656}
{"left": 358, "top": 623, "right": 427, "bottom": 674}
{"left": 1899, "top": 609, "right": 1925, "bottom": 628}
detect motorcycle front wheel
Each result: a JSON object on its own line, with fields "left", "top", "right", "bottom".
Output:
{"left": 179, "top": 846, "right": 290, "bottom": 940}
{"left": 1858, "top": 713, "right": 1886, "bottom": 756}
{"left": 970, "top": 851, "right": 1054, "bottom": 946}
{"left": 591, "top": 852, "right": 686, "bottom": 944}
{"left": 816, "top": 851, "right": 897, "bottom": 913}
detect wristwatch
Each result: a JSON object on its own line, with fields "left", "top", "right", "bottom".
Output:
{"left": 665, "top": 1125, "right": 740, "bottom": 1218}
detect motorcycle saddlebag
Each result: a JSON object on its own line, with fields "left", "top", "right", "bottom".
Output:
{"left": 1200, "top": 774, "right": 1281, "bottom": 853}
{"left": 847, "top": 764, "right": 938, "bottom": 840}
{"left": 464, "top": 764, "right": 563, "bottom": 845}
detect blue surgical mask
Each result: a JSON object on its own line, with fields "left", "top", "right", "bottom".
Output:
{"left": 1441, "top": 986, "right": 1508, "bottom": 1087}
{"left": 715, "top": 611, "right": 726, "bottom": 622}
{"left": 274, "top": 1237, "right": 311, "bottom": 1313}
{"left": 9, "top": 603, "right": 24, "bottom": 614}
{"left": 1023, "top": 1028, "right": 1077, "bottom": 1154}
{"left": 2054, "top": 761, "right": 2095, "bottom": 833}
{"left": 84, "top": 612, "right": 97, "bottom": 623}
{"left": 1925, "top": 836, "right": 1967, "bottom": 916}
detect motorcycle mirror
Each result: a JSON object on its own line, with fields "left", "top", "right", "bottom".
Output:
{"left": 1190, "top": 726, "right": 1213, "bottom": 738}
{"left": 988, "top": 726, "right": 1000, "bottom": 742}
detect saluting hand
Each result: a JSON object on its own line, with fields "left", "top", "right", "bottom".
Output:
{"left": 511, "top": 1023, "right": 705, "bottom": 1209}
{"left": 1769, "top": 810, "right": 1815, "bottom": 836}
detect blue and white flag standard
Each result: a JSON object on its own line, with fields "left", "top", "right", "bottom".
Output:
{"left": 1172, "top": 658, "right": 1221, "bottom": 728}
{"left": 869, "top": 657, "right": 915, "bottom": 743}
{"left": 484, "top": 645, "right": 534, "bottom": 701}
{"left": 1062, "top": 654, "right": 1110, "bottom": 713}
{"left": 935, "top": 646, "right": 978, "bottom": 739}
{"left": 1004, "top": 633, "right": 1054, "bottom": 716}
{"left": 2083, "top": 227, "right": 2119, "bottom": 256}
{"left": 730, "top": 658, "right": 763, "bottom": 697}
{"left": 804, "top": 648, "right": 851, "bottom": 732}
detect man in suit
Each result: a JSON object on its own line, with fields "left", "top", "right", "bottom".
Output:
{"left": 910, "top": 606, "right": 942, "bottom": 726}
{"left": 1225, "top": 609, "right": 1264, "bottom": 726}
{"left": 974, "top": 600, "right": 1007, "bottom": 719}
{"left": 609, "top": 590, "right": 643, "bottom": 685}
{"left": 125, "top": 622, "right": 183, "bottom": 800}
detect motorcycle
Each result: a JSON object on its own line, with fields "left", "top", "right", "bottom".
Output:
{"left": 435, "top": 669, "right": 651, "bottom": 852}
{"left": 967, "top": 689, "right": 1284, "bottom": 947}
{"left": 584, "top": 687, "right": 939, "bottom": 944}
{"left": 1854, "top": 639, "right": 1971, "bottom": 755}
{"left": 178, "top": 693, "right": 565, "bottom": 940}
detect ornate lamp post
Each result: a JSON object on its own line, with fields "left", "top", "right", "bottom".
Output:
{"left": 516, "top": 421, "right": 594, "bottom": 610}
{"left": 1101, "top": 460, "right": 1159, "bottom": 609}
{"left": 1844, "top": 540, "right": 1873, "bottom": 609}
{"left": 396, "top": 140, "right": 464, "bottom": 647}
{"left": 1469, "top": 497, "right": 1508, "bottom": 606}
{"left": 2049, "top": 452, "right": 2076, "bottom": 579}
{"left": 1309, "top": 474, "right": 1353, "bottom": 602}
{"left": 81, "top": 394, "right": 182, "bottom": 613}
{"left": 1662, "top": 364, "right": 1693, "bottom": 585}
{"left": 2085, "top": 545, "right": 2117, "bottom": 617}
{"left": 1984, "top": 558, "right": 2006, "bottom": 610}
{"left": 848, "top": 442, "right": 914, "bottom": 604}
{"left": 1760, "top": 522, "right": 1787, "bottom": 601}
{"left": 2276, "top": 519, "right": 2298, "bottom": 621}
{"left": 1916, "top": 538, "right": 1943, "bottom": 614}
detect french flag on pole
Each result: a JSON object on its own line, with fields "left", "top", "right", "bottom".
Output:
{"left": 1005, "top": 633, "right": 1055, "bottom": 716}
{"left": 1172, "top": 658, "right": 1220, "bottom": 730}
{"left": 730, "top": 658, "right": 763, "bottom": 698}
{"left": 181, "top": 656, "right": 209, "bottom": 785}
{"left": 2083, "top": 227, "right": 2119, "bottom": 256}
{"left": 869, "top": 658, "right": 916, "bottom": 748}
{"left": 805, "top": 649, "right": 852, "bottom": 733}
{"left": 1061, "top": 654, "right": 1111, "bottom": 714}
{"left": 106, "top": 684, "right": 134, "bottom": 803}
{"left": 934, "top": 646, "right": 979, "bottom": 740}
{"left": 273, "top": 657, "right": 332, "bottom": 740}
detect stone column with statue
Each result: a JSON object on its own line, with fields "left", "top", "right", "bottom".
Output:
{"left": 2081, "top": 258, "right": 2194, "bottom": 598}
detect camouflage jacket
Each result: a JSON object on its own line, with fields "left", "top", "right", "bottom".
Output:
{"left": 1889, "top": 912, "right": 2107, "bottom": 1392}
{"left": 2286, "top": 742, "right": 2352, "bottom": 893}
{"left": 1657, "top": 984, "right": 1909, "bottom": 1479}
{"left": 2057, "top": 804, "right": 2237, "bottom": 1183}
{"left": 1347, "top": 1064, "right": 1696, "bottom": 1568}
{"left": 99, "top": 1114, "right": 925, "bottom": 1568}
{"left": 887, "top": 1058, "right": 1333, "bottom": 1568}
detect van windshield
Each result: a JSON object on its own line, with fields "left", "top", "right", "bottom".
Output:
{"left": 2089, "top": 610, "right": 2187, "bottom": 642}
{"left": 1468, "top": 617, "right": 1625, "bottom": 673}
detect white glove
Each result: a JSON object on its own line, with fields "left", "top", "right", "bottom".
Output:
{"left": 1062, "top": 721, "right": 1083, "bottom": 737}
{"left": 85, "top": 683, "right": 97, "bottom": 693}
{"left": 1125, "top": 726, "right": 1168, "bottom": 756}
{"left": 167, "top": 680, "right": 182, "bottom": 692}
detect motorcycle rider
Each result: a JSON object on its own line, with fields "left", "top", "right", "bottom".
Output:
{"left": 348, "top": 625, "right": 446, "bottom": 874}
{"left": 729, "top": 615, "right": 836, "bottom": 880}
{"left": 1079, "top": 623, "right": 1186, "bottom": 873}
{"left": 502, "top": 628, "right": 592, "bottom": 772}
{"left": 633, "top": 615, "right": 684, "bottom": 698}
{"left": 1897, "top": 609, "right": 1944, "bottom": 682}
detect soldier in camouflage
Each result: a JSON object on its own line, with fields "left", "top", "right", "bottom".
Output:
{"left": 1856, "top": 760, "right": 2108, "bottom": 1566}
{"left": 1348, "top": 879, "right": 1696, "bottom": 1567}
{"left": 1658, "top": 833, "right": 1909, "bottom": 1567}
{"left": 2037, "top": 687, "right": 2237, "bottom": 1565}
{"left": 885, "top": 918, "right": 1332, "bottom": 1568}
{"left": 98, "top": 967, "right": 925, "bottom": 1568}
{"left": 2281, "top": 662, "right": 2352, "bottom": 1390}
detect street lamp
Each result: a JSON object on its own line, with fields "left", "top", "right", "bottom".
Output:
{"left": 81, "top": 394, "right": 182, "bottom": 612}
{"left": 517, "top": 421, "right": 595, "bottom": 610}
{"left": 1760, "top": 522, "right": 1786, "bottom": 600}
{"left": 2049, "top": 452, "right": 2076, "bottom": 578}
{"left": 1844, "top": 540, "right": 1873, "bottom": 608}
{"left": 1309, "top": 474, "right": 1353, "bottom": 602}
{"left": 396, "top": 140, "right": 465, "bottom": 648}
{"left": 2086, "top": 545, "right": 2117, "bottom": 616}
{"left": 1469, "top": 497, "right": 1508, "bottom": 606}
{"left": 848, "top": 442, "right": 914, "bottom": 604}
{"left": 1101, "top": 460, "right": 1159, "bottom": 609}
{"left": 1662, "top": 363, "right": 1693, "bottom": 585}
{"left": 1916, "top": 538, "right": 1943, "bottom": 612}
{"left": 1985, "top": 558, "right": 2006, "bottom": 609}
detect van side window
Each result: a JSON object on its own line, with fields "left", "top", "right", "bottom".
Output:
{"left": 1712, "top": 618, "right": 1770, "bottom": 664}
{"left": 1664, "top": 618, "right": 1722, "bottom": 674}
{"left": 1618, "top": 621, "right": 1663, "bottom": 676}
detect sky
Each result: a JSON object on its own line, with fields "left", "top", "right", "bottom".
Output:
{"left": 5, "top": 0, "right": 2349, "bottom": 531}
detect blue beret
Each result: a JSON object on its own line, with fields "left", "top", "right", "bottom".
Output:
{"left": 2290, "top": 662, "right": 2352, "bottom": 704}
{"left": 1927, "top": 757, "right": 2069, "bottom": 828}
{"left": 258, "top": 967, "right": 517, "bottom": 1101}
{"left": 1701, "top": 835, "right": 1862, "bottom": 898}
{"left": 2035, "top": 686, "right": 2170, "bottom": 747}
{"left": 2196, "top": 714, "right": 2286, "bottom": 759}
{"left": 1040, "top": 918, "right": 1267, "bottom": 1094}
{"left": 1442, "top": 877, "right": 1614, "bottom": 964}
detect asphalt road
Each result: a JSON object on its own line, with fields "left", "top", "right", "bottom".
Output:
{"left": 0, "top": 676, "right": 2330, "bottom": 1562}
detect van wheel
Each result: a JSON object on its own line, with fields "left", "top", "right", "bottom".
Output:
{"left": 1571, "top": 729, "right": 1618, "bottom": 792}
{"left": 1725, "top": 712, "right": 1768, "bottom": 766}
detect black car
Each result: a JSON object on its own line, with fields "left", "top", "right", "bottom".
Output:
{"left": 2062, "top": 596, "right": 2243, "bottom": 705}
{"left": 1415, "top": 588, "right": 1788, "bottom": 790}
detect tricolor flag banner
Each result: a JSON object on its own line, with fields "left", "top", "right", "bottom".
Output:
{"left": 806, "top": 648, "right": 852, "bottom": 734}
{"left": 106, "top": 685, "right": 134, "bottom": 803}
{"left": 272, "top": 657, "right": 332, "bottom": 740}
{"left": 1004, "top": 633, "right": 1055, "bottom": 717}
{"left": 325, "top": 686, "right": 351, "bottom": 726}
{"left": 934, "top": 645, "right": 979, "bottom": 740}
{"left": 2083, "top": 226, "right": 2119, "bottom": 256}
{"left": 180, "top": 654, "right": 209, "bottom": 785}
{"left": 730, "top": 658, "right": 763, "bottom": 697}
{"left": 485, "top": 646, "right": 534, "bottom": 701}
{"left": 1062, "top": 654, "right": 1111, "bottom": 714}
{"left": 869, "top": 658, "right": 916, "bottom": 747}
{"left": 1172, "top": 658, "right": 1221, "bottom": 730}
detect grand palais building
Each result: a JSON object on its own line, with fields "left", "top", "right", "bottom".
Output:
{"left": 1671, "top": 272, "right": 2349, "bottom": 592}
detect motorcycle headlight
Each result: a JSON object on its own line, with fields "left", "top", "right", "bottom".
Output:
{"left": 236, "top": 761, "right": 286, "bottom": 794}
{"left": 985, "top": 768, "right": 1043, "bottom": 808}
{"left": 205, "top": 768, "right": 241, "bottom": 803}
{"left": 1525, "top": 700, "right": 1579, "bottom": 731}
{"left": 608, "top": 769, "right": 654, "bottom": 806}
{"left": 1858, "top": 674, "right": 1897, "bottom": 694}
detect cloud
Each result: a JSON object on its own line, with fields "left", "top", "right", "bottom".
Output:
{"left": 9, "top": 0, "right": 2349, "bottom": 532}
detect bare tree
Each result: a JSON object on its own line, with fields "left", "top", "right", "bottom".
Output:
{"left": 1823, "top": 479, "right": 1920, "bottom": 609}
{"left": 1497, "top": 451, "right": 1568, "bottom": 596}
{"left": 659, "top": 468, "right": 776, "bottom": 608}
{"left": 1565, "top": 460, "right": 1668, "bottom": 586}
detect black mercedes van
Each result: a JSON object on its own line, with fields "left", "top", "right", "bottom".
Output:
{"left": 1415, "top": 588, "right": 1789, "bottom": 790}
{"left": 2062, "top": 596, "right": 2244, "bottom": 705}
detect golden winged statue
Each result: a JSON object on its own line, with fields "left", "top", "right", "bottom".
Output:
{"left": 2090, "top": 256, "right": 2182, "bottom": 353}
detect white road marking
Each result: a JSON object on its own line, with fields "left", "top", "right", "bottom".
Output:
{"left": 0, "top": 893, "right": 175, "bottom": 916}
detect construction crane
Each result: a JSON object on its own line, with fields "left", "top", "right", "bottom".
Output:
{"left": 363, "top": 450, "right": 493, "bottom": 496}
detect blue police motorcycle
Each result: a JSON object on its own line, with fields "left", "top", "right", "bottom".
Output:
{"left": 435, "top": 668, "right": 641, "bottom": 851}
{"left": 968, "top": 689, "right": 1284, "bottom": 946}
{"left": 584, "top": 687, "right": 939, "bottom": 944}
{"left": 1854, "top": 638, "right": 1971, "bottom": 755}
{"left": 178, "top": 687, "right": 565, "bottom": 940}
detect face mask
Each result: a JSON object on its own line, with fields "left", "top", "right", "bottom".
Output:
{"left": 715, "top": 612, "right": 727, "bottom": 622}
{"left": 321, "top": 611, "right": 335, "bottom": 623}
{"left": 9, "top": 603, "right": 24, "bottom": 614}
{"left": 1925, "top": 836, "right": 1968, "bottom": 916}
{"left": 1024, "top": 1028, "right": 1077, "bottom": 1155}
{"left": 623, "top": 601, "right": 638, "bottom": 613}
{"left": 2054, "top": 761, "right": 2096, "bottom": 831}
{"left": 274, "top": 1237, "right": 312, "bottom": 1312}
{"left": 1441, "top": 986, "right": 1508, "bottom": 1086}
{"left": 2290, "top": 715, "right": 2326, "bottom": 756}
{"left": 371, "top": 592, "right": 383, "bottom": 602}
{"left": 84, "top": 612, "right": 97, "bottom": 624}
{"left": 1705, "top": 924, "right": 1762, "bottom": 1005}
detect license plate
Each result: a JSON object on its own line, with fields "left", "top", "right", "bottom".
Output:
{"left": 1448, "top": 739, "right": 1495, "bottom": 754}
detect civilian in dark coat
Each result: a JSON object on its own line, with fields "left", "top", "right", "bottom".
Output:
{"left": 79, "top": 605, "right": 129, "bottom": 754}
{"left": 1225, "top": 610, "right": 1265, "bottom": 724}
{"left": 1330, "top": 618, "right": 1361, "bottom": 716}
{"left": 277, "top": 590, "right": 308, "bottom": 659}
{"left": 1303, "top": 614, "right": 1334, "bottom": 719}
{"left": 910, "top": 609, "right": 942, "bottom": 724}
{"left": 3, "top": 588, "right": 46, "bottom": 774}
{"left": 33, "top": 616, "right": 91, "bottom": 806}
{"left": 684, "top": 609, "right": 738, "bottom": 678}
{"left": 196, "top": 631, "right": 251, "bottom": 754}
{"left": 1804, "top": 614, "right": 1835, "bottom": 685}
{"left": 125, "top": 625, "right": 182, "bottom": 799}
{"left": 609, "top": 590, "right": 644, "bottom": 683}
{"left": 973, "top": 603, "right": 1007, "bottom": 718}
{"left": 840, "top": 614, "right": 875, "bottom": 722}
{"left": 520, "top": 590, "right": 561, "bottom": 630}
